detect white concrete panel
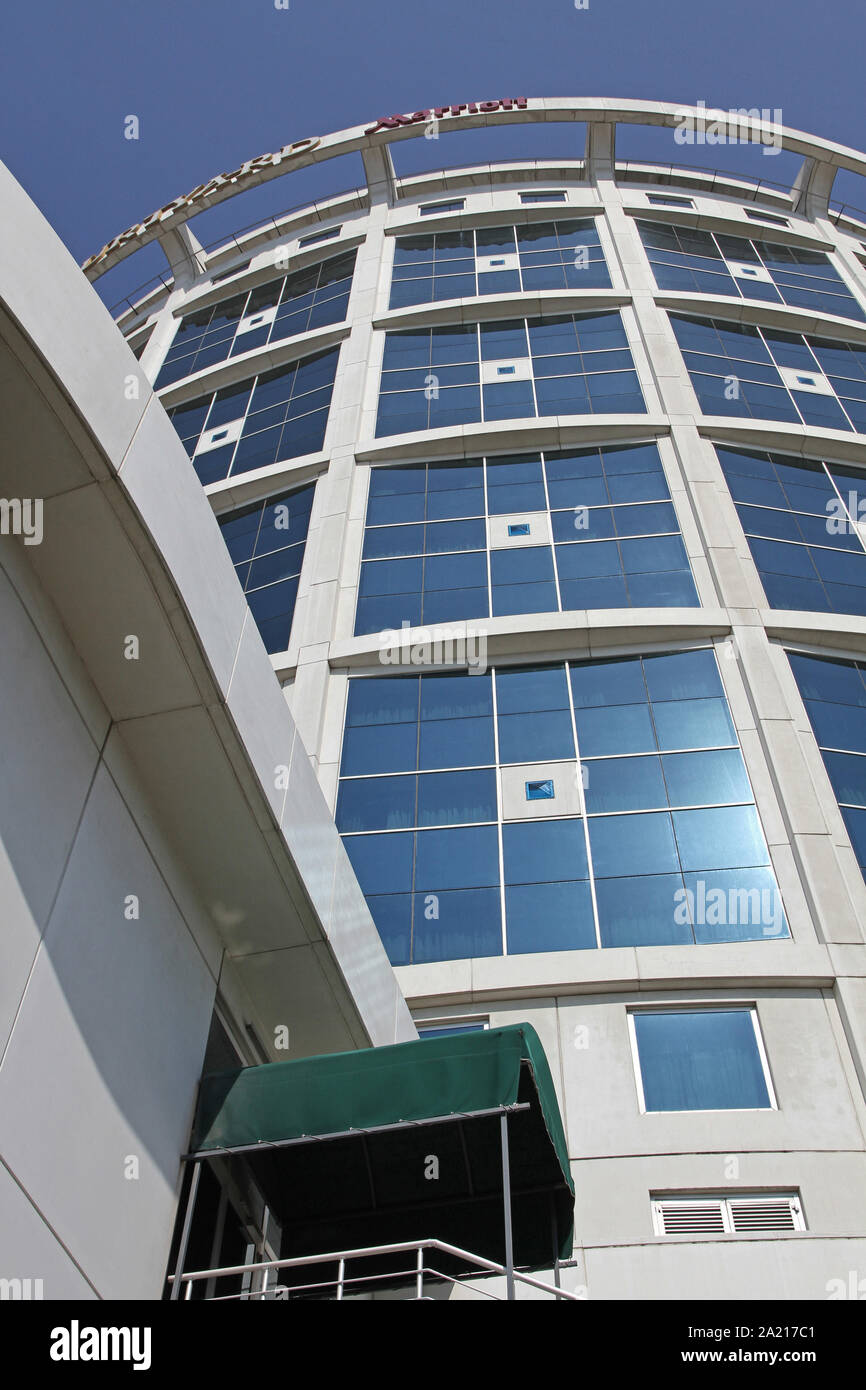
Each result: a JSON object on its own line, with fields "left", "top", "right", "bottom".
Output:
{"left": 0, "top": 1160, "right": 98, "bottom": 1300}
{"left": 0, "top": 764, "right": 216, "bottom": 1298}
{"left": 0, "top": 556, "right": 100, "bottom": 933}
{"left": 118, "top": 396, "right": 250, "bottom": 698}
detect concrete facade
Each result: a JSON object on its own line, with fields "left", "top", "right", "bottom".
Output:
{"left": 0, "top": 157, "right": 414, "bottom": 1300}
{"left": 5, "top": 99, "right": 866, "bottom": 1299}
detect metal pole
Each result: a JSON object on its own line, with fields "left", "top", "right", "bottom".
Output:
{"left": 336, "top": 1258, "right": 346, "bottom": 1301}
{"left": 416, "top": 1246, "right": 424, "bottom": 1300}
{"left": 550, "top": 1193, "right": 561, "bottom": 1291}
{"left": 205, "top": 1187, "right": 228, "bottom": 1302}
{"left": 259, "top": 1206, "right": 270, "bottom": 1300}
{"left": 500, "top": 1113, "right": 515, "bottom": 1302}
{"left": 169, "top": 1160, "right": 201, "bottom": 1301}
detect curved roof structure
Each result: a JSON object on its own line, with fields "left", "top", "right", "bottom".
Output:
{"left": 85, "top": 97, "right": 866, "bottom": 299}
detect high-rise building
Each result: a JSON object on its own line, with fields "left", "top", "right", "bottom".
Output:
{"left": 4, "top": 98, "right": 866, "bottom": 1300}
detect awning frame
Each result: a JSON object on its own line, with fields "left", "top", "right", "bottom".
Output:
{"left": 171, "top": 1024, "right": 574, "bottom": 1298}
{"left": 170, "top": 1101, "right": 531, "bottom": 1300}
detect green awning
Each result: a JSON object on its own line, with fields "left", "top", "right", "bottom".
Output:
{"left": 190, "top": 1024, "right": 575, "bottom": 1268}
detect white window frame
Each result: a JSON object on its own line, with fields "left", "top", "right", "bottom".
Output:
{"left": 627, "top": 1004, "right": 778, "bottom": 1114}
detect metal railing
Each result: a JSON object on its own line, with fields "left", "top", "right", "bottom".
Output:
{"left": 168, "top": 1238, "right": 584, "bottom": 1302}
{"left": 106, "top": 153, "right": 866, "bottom": 333}
{"left": 101, "top": 186, "right": 368, "bottom": 323}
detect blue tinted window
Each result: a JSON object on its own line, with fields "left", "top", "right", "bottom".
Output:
{"left": 343, "top": 831, "right": 414, "bottom": 894}
{"left": 821, "top": 751, "right": 866, "bottom": 805}
{"left": 662, "top": 749, "right": 751, "bottom": 806}
{"left": 414, "top": 825, "right": 500, "bottom": 890}
{"left": 336, "top": 775, "right": 416, "bottom": 832}
{"left": 584, "top": 755, "right": 667, "bottom": 812}
{"left": 419, "top": 716, "right": 494, "bottom": 770}
{"left": 682, "top": 867, "right": 787, "bottom": 943}
{"left": 596, "top": 875, "right": 692, "bottom": 948}
{"left": 390, "top": 219, "right": 610, "bottom": 309}
{"left": 498, "top": 711, "right": 575, "bottom": 763}
{"left": 643, "top": 648, "right": 724, "bottom": 702}
{"left": 412, "top": 889, "right": 502, "bottom": 962}
{"left": 673, "top": 805, "right": 770, "bottom": 871}
{"left": 589, "top": 811, "right": 679, "bottom": 878}
{"left": 576, "top": 702, "right": 656, "bottom": 756}
{"left": 341, "top": 722, "right": 418, "bottom": 776}
{"left": 356, "top": 445, "right": 695, "bottom": 633}
{"left": 506, "top": 881, "right": 596, "bottom": 953}
{"left": 377, "top": 312, "right": 643, "bottom": 439}
{"left": 496, "top": 664, "right": 569, "bottom": 714}
{"left": 652, "top": 697, "right": 736, "bottom": 750}
{"left": 641, "top": 222, "right": 863, "bottom": 323}
{"left": 218, "top": 483, "right": 315, "bottom": 653}
{"left": 417, "top": 770, "right": 497, "bottom": 825}
{"left": 157, "top": 253, "right": 355, "bottom": 387}
{"left": 420, "top": 672, "right": 493, "bottom": 720}
{"left": 339, "top": 651, "right": 785, "bottom": 963}
{"left": 789, "top": 651, "right": 866, "bottom": 878}
{"left": 503, "top": 818, "right": 588, "bottom": 883}
{"left": 633, "top": 1010, "right": 772, "bottom": 1111}
{"left": 346, "top": 676, "right": 419, "bottom": 726}
{"left": 169, "top": 349, "right": 337, "bottom": 483}
{"left": 718, "top": 445, "right": 866, "bottom": 619}
{"left": 570, "top": 656, "right": 647, "bottom": 708}
{"left": 674, "top": 315, "right": 866, "bottom": 430}
{"left": 366, "top": 895, "right": 412, "bottom": 965}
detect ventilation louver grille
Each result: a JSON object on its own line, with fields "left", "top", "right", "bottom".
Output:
{"left": 729, "top": 1199, "right": 799, "bottom": 1232}
{"left": 658, "top": 1202, "right": 726, "bottom": 1234}
{"left": 654, "top": 1195, "right": 803, "bottom": 1236}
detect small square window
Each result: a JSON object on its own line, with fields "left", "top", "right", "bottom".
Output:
{"left": 647, "top": 194, "right": 694, "bottom": 209}
{"left": 211, "top": 258, "right": 252, "bottom": 284}
{"left": 745, "top": 209, "right": 788, "bottom": 227}
{"left": 298, "top": 226, "right": 341, "bottom": 248}
{"left": 416, "top": 1019, "right": 489, "bottom": 1040}
{"left": 796, "top": 374, "right": 815, "bottom": 386}
{"left": 508, "top": 522, "right": 531, "bottom": 536}
{"left": 526, "top": 778, "right": 555, "bottom": 800}
{"left": 497, "top": 365, "right": 516, "bottom": 376}
{"left": 420, "top": 199, "right": 465, "bottom": 217}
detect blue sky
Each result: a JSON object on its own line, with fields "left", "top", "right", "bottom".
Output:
{"left": 2, "top": 0, "right": 864, "bottom": 306}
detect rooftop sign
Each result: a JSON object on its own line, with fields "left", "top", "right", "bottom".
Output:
{"left": 365, "top": 98, "right": 529, "bottom": 135}
{"left": 82, "top": 136, "right": 323, "bottom": 275}
{"left": 84, "top": 100, "right": 533, "bottom": 279}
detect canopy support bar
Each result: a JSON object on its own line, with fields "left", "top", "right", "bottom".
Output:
{"left": 170, "top": 1160, "right": 201, "bottom": 1302}
{"left": 500, "top": 1114, "right": 515, "bottom": 1302}
{"left": 184, "top": 1102, "right": 532, "bottom": 1162}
